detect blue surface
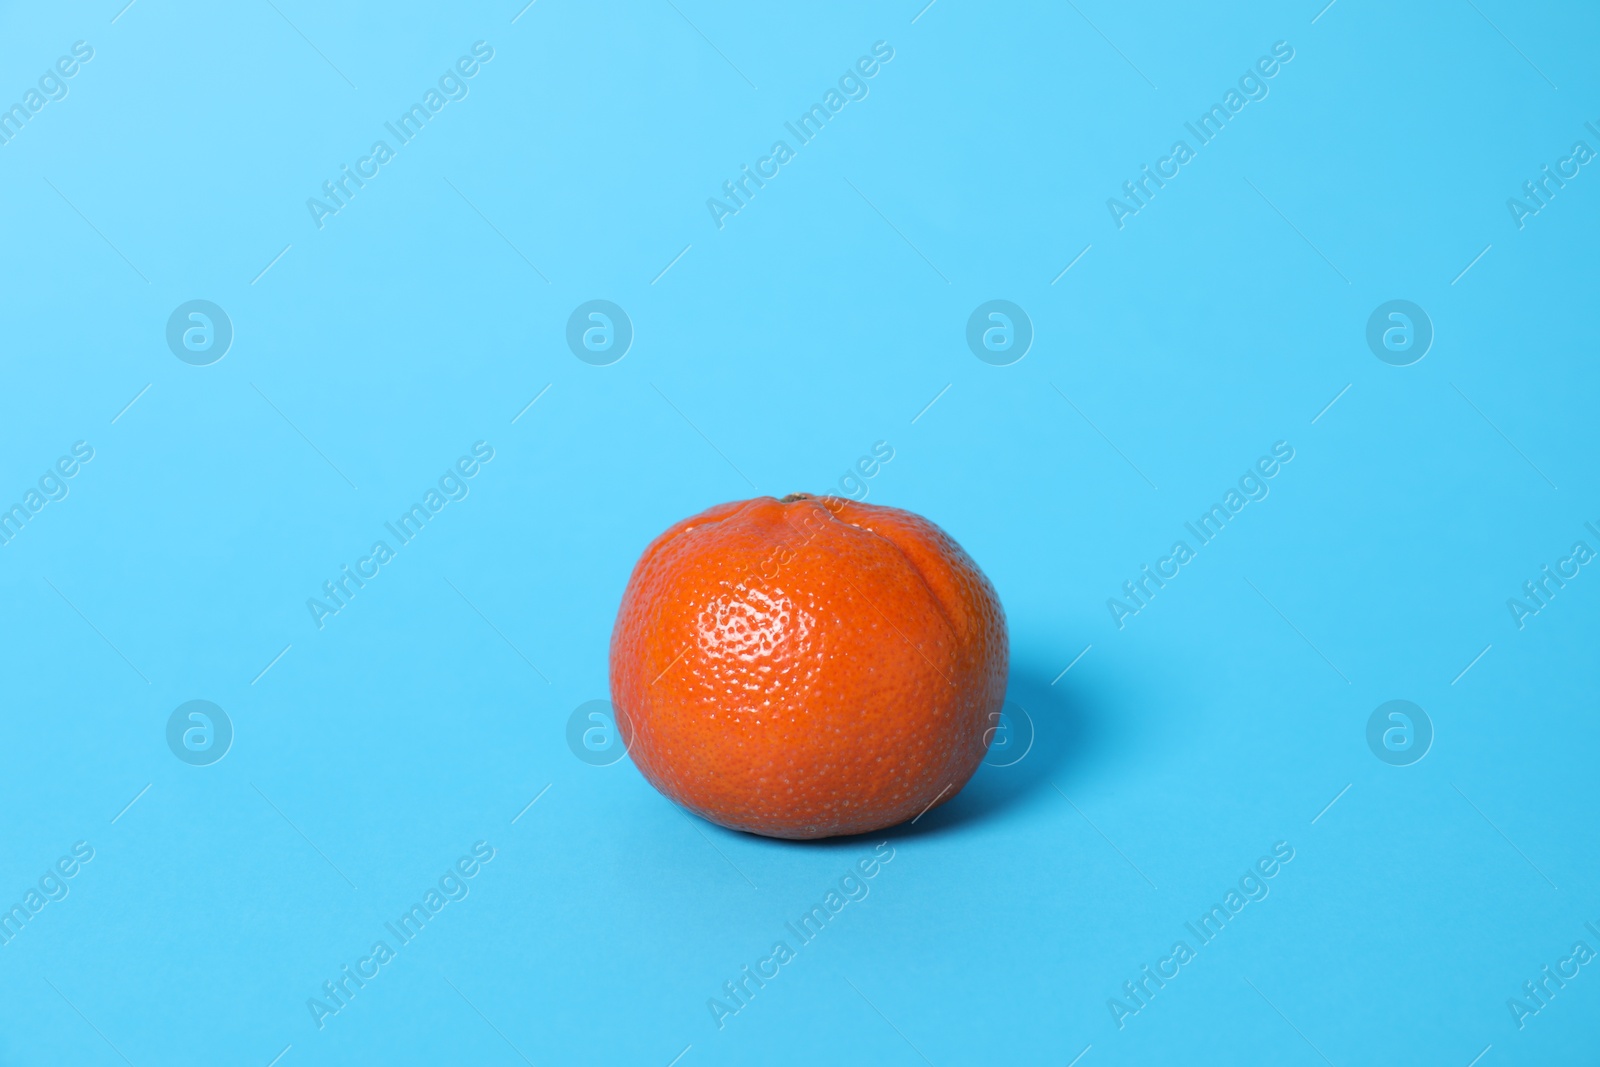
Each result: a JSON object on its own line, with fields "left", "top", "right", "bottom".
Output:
{"left": 1, "top": 1, "right": 1597, "bottom": 1064}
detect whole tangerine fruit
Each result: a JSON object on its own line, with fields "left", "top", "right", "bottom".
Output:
{"left": 609, "top": 493, "right": 1008, "bottom": 840}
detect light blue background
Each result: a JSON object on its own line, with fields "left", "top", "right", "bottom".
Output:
{"left": 1, "top": 1, "right": 1596, "bottom": 1064}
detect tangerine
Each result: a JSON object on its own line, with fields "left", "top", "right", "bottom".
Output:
{"left": 609, "top": 494, "right": 1008, "bottom": 840}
